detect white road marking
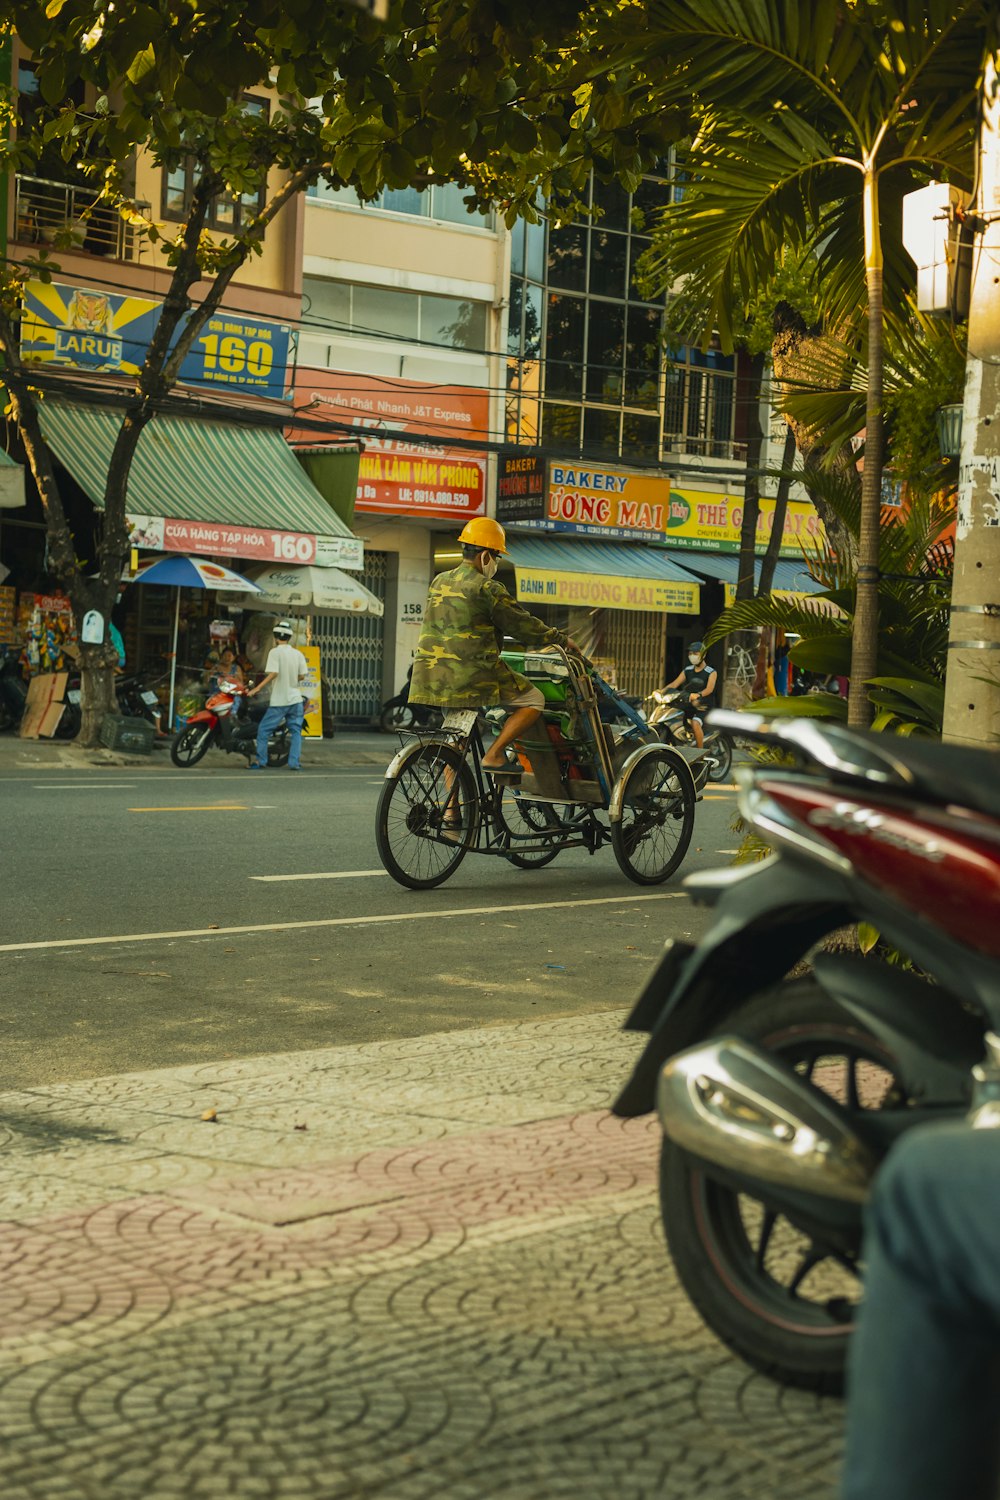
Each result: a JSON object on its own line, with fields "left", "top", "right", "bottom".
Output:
{"left": 250, "top": 870, "right": 388, "bottom": 882}
{"left": 35, "top": 784, "right": 137, "bottom": 790}
{"left": 0, "top": 892, "right": 686, "bottom": 954}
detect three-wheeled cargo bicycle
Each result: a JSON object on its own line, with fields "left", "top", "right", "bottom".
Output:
{"left": 375, "top": 647, "right": 701, "bottom": 890}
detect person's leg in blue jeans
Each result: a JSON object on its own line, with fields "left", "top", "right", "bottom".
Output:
{"left": 285, "top": 699, "right": 304, "bottom": 768}
{"left": 254, "top": 702, "right": 287, "bottom": 767}
{"left": 841, "top": 1122, "right": 1000, "bottom": 1500}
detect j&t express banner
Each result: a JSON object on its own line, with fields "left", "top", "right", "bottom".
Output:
{"left": 515, "top": 568, "right": 700, "bottom": 616}
{"left": 20, "top": 281, "right": 292, "bottom": 401}
{"left": 290, "top": 370, "right": 488, "bottom": 521}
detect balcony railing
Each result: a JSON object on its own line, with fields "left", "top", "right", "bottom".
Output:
{"left": 13, "top": 175, "right": 151, "bottom": 262}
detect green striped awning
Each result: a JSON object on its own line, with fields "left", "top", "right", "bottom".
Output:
{"left": 0, "top": 444, "right": 24, "bottom": 509}
{"left": 37, "top": 400, "right": 358, "bottom": 540}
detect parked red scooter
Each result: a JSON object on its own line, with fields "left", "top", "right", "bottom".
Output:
{"left": 615, "top": 709, "right": 1000, "bottom": 1393}
{"left": 170, "top": 677, "right": 290, "bottom": 767}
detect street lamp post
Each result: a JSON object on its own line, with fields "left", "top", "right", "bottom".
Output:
{"left": 942, "top": 29, "right": 1000, "bottom": 747}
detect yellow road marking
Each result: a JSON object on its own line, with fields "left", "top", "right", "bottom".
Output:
{"left": 128, "top": 804, "right": 249, "bottom": 812}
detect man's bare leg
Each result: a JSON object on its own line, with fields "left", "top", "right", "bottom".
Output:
{"left": 482, "top": 705, "right": 542, "bottom": 769}
{"left": 691, "top": 718, "right": 705, "bottom": 748}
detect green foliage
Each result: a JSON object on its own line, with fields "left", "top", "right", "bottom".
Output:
{"left": 616, "top": 0, "right": 986, "bottom": 350}
{"left": 781, "top": 303, "right": 968, "bottom": 476}
{"left": 6, "top": 0, "right": 679, "bottom": 276}
{"left": 705, "top": 462, "right": 954, "bottom": 733}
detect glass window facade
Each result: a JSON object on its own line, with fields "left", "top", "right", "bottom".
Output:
{"left": 302, "top": 277, "right": 488, "bottom": 352}
{"left": 506, "top": 170, "right": 738, "bottom": 463}
{"left": 307, "top": 178, "right": 494, "bottom": 230}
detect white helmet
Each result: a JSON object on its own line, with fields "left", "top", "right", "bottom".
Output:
{"left": 273, "top": 619, "right": 294, "bottom": 639}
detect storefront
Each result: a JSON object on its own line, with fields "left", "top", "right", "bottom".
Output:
{"left": 496, "top": 450, "right": 826, "bottom": 693}
{"left": 495, "top": 451, "right": 704, "bottom": 695}
{"left": 35, "top": 400, "right": 363, "bottom": 674}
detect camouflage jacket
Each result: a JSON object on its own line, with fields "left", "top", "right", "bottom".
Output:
{"left": 409, "top": 560, "right": 569, "bottom": 707}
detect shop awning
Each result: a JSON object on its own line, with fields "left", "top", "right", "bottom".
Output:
{"left": 666, "top": 551, "right": 825, "bottom": 597}
{"left": 0, "top": 447, "right": 25, "bottom": 509}
{"left": 294, "top": 445, "right": 362, "bottom": 530}
{"left": 506, "top": 535, "right": 702, "bottom": 615}
{"left": 37, "top": 401, "right": 360, "bottom": 545}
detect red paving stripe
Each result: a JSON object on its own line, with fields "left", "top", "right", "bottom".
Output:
{"left": 0, "top": 1111, "right": 661, "bottom": 1345}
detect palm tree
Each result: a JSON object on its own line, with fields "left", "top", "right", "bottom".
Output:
{"left": 704, "top": 465, "right": 955, "bottom": 734}
{"left": 620, "top": 0, "right": 986, "bottom": 725}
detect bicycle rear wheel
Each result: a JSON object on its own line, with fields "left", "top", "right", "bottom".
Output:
{"left": 500, "top": 787, "right": 564, "bottom": 869}
{"left": 375, "top": 743, "right": 478, "bottom": 889}
{"left": 611, "top": 747, "right": 694, "bottom": 885}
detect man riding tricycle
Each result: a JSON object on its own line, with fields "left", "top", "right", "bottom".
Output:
{"left": 374, "top": 518, "right": 700, "bottom": 889}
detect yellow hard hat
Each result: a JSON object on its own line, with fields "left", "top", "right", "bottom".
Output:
{"left": 458, "top": 517, "right": 507, "bottom": 554}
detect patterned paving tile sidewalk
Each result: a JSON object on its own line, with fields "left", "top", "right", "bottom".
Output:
{"left": 0, "top": 1013, "right": 843, "bottom": 1499}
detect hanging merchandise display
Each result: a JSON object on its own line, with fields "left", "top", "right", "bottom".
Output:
{"left": 19, "top": 591, "right": 75, "bottom": 674}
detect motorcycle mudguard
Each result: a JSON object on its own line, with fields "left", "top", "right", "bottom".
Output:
{"left": 613, "top": 856, "right": 852, "bottom": 1118}
{"left": 811, "top": 953, "right": 983, "bottom": 1105}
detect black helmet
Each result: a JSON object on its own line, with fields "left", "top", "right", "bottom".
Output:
{"left": 688, "top": 640, "right": 705, "bottom": 654}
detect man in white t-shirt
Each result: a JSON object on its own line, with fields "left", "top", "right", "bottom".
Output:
{"left": 245, "top": 620, "right": 310, "bottom": 770}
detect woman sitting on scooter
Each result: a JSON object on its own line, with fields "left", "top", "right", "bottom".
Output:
{"left": 662, "top": 640, "right": 717, "bottom": 749}
{"left": 208, "top": 646, "right": 245, "bottom": 698}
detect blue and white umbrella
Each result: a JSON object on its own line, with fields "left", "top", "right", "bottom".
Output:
{"left": 124, "top": 554, "right": 262, "bottom": 727}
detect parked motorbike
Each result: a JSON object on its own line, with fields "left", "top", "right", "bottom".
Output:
{"left": 613, "top": 708, "right": 1000, "bottom": 1393}
{"left": 380, "top": 668, "right": 443, "bottom": 733}
{"left": 170, "top": 677, "right": 290, "bottom": 767}
{"left": 642, "top": 687, "right": 733, "bottom": 781}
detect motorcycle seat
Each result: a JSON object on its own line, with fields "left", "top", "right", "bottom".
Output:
{"left": 874, "top": 735, "right": 1000, "bottom": 825}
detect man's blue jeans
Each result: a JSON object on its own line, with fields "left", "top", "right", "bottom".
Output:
{"left": 841, "top": 1122, "right": 1000, "bottom": 1499}
{"left": 256, "top": 699, "right": 304, "bottom": 769}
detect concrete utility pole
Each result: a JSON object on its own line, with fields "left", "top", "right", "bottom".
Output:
{"left": 944, "top": 35, "right": 1000, "bottom": 747}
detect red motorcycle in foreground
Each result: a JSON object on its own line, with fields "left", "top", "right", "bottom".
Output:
{"left": 170, "top": 676, "right": 290, "bottom": 768}
{"left": 614, "top": 710, "right": 1000, "bottom": 1391}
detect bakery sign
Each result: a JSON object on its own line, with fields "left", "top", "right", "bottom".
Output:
{"left": 498, "top": 459, "right": 671, "bottom": 541}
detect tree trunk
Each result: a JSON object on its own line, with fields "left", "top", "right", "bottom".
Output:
{"left": 725, "top": 350, "right": 767, "bottom": 707}
{"left": 757, "top": 421, "right": 796, "bottom": 596}
{"left": 77, "top": 645, "right": 119, "bottom": 745}
{"left": 849, "top": 170, "right": 884, "bottom": 729}
{"left": 736, "top": 350, "right": 766, "bottom": 601}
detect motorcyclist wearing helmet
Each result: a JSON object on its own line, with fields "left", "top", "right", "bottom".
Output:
{"left": 662, "top": 640, "right": 717, "bottom": 749}
{"left": 409, "top": 517, "right": 581, "bottom": 772}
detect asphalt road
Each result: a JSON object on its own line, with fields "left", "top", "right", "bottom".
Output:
{"left": 0, "top": 751, "right": 744, "bottom": 1089}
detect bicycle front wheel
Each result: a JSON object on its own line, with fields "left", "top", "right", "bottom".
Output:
{"left": 611, "top": 747, "right": 695, "bottom": 885}
{"left": 375, "top": 743, "right": 478, "bottom": 889}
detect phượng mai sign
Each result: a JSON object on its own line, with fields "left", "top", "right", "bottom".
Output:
{"left": 514, "top": 567, "right": 700, "bottom": 615}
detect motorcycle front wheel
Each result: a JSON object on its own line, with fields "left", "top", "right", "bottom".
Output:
{"left": 660, "top": 978, "right": 912, "bottom": 1393}
{"left": 706, "top": 730, "right": 733, "bottom": 781}
{"left": 380, "top": 702, "right": 415, "bottom": 733}
{"left": 171, "top": 722, "right": 214, "bottom": 767}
